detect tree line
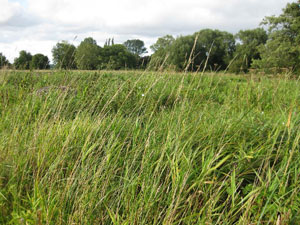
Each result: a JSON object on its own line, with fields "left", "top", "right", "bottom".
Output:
{"left": 0, "top": 0, "right": 299, "bottom": 73}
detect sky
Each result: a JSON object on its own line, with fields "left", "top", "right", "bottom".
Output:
{"left": 0, "top": 0, "right": 295, "bottom": 63}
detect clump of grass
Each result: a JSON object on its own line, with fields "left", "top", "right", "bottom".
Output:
{"left": 0, "top": 70, "right": 300, "bottom": 224}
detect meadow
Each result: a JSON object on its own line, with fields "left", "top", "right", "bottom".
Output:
{"left": 0, "top": 70, "right": 300, "bottom": 224}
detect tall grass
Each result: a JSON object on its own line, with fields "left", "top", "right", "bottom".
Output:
{"left": 0, "top": 70, "right": 300, "bottom": 224}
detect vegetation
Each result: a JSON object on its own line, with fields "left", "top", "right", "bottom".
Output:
{"left": 149, "top": 35, "right": 175, "bottom": 70}
{"left": 31, "top": 54, "right": 50, "bottom": 70}
{"left": 99, "top": 44, "right": 137, "bottom": 70}
{"left": 0, "top": 53, "right": 10, "bottom": 69}
{"left": 1, "top": 70, "right": 300, "bottom": 224}
{"left": 52, "top": 41, "right": 77, "bottom": 69}
{"left": 252, "top": 0, "right": 300, "bottom": 73}
{"left": 0, "top": 1, "right": 299, "bottom": 224}
{"left": 150, "top": 35, "right": 175, "bottom": 52}
{"left": 229, "top": 28, "right": 268, "bottom": 73}
{"left": 11, "top": 52, "right": 50, "bottom": 70}
{"left": 75, "top": 37, "right": 101, "bottom": 70}
{"left": 13, "top": 50, "right": 32, "bottom": 70}
{"left": 123, "top": 39, "right": 147, "bottom": 56}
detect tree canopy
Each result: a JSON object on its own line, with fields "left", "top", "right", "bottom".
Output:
{"left": 229, "top": 28, "right": 268, "bottom": 73}
{"left": 150, "top": 35, "right": 175, "bottom": 52}
{"left": 150, "top": 29, "right": 235, "bottom": 71}
{"left": 0, "top": 53, "right": 10, "bottom": 69}
{"left": 149, "top": 35, "right": 175, "bottom": 70}
{"left": 99, "top": 44, "right": 137, "bottom": 70}
{"left": 14, "top": 50, "right": 32, "bottom": 70}
{"left": 75, "top": 37, "right": 102, "bottom": 70}
{"left": 252, "top": 1, "right": 300, "bottom": 72}
{"left": 123, "top": 39, "right": 147, "bottom": 56}
{"left": 52, "top": 41, "right": 76, "bottom": 69}
{"left": 31, "top": 53, "right": 50, "bottom": 69}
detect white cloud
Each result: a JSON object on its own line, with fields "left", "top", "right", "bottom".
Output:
{"left": 0, "top": 0, "right": 295, "bottom": 63}
{"left": 0, "top": 0, "right": 22, "bottom": 24}
{"left": 26, "top": 0, "right": 292, "bottom": 30}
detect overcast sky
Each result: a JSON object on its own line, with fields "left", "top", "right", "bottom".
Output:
{"left": 0, "top": 0, "right": 294, "bottom": 63}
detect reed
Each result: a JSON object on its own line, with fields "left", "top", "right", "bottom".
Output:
{"left": 0, "top": 70, "right": 299, "bottom": 224}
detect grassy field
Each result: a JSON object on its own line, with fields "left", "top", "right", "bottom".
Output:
{"left": 0, "top": 70, "right": 300, "bottom": 224}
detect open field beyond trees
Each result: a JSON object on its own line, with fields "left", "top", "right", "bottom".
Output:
{"left": 1, "top": 70, "right": 300, "bottom": 224}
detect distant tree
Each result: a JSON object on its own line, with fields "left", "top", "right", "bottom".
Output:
{"left": 75, "top": 37, "right": 102, "bottom": 70}
{"left": 52, "top": 41, "right": 76, "bottom": 69}
{"left": 194, "top": 29, "right": 235, "bottom": 71}
{"left": 14, "top": 50, "right": 32, "bottom": 70}
{"left": 149, "top": 35, "right": 175, "bottom": 70}
{"left": 150, "top": 35, "right": 175, "bottom": 52}
{"left": 31, "top": 53, "right": 50, "bottom": 69}
{"left": 168, "top": 34, "right": 197, "bottom": 71}
{"left": 150, "top": 29, "right": 235, "bottom": 71}
{"left": 104, "top": 38, "right": 114, "bottom": 47}
{"left": 99, "top": 44, "right": 137, "bottom": 70}
{"left": 229, "top": 28, "right": 268, "bottom": 73}
{"left": 123, "top": 39, "right": 147, "bottom": 56}
{"left": 252, "top": 0, "right": 300, "bottom": 72}
{"left": 0, "top": 53, "right": 10, "bottom": 69}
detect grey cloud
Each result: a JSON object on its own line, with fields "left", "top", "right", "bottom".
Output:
{"left": 0, "top": 7, "right": 41, "bottom": 28}
{"left": 96, "top": 1, "right": 289, "bottom": 38}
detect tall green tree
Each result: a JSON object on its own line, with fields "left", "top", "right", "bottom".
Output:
{"left": 252, "top": 1, "right": 300, "bottom": 72}
{"left": 229, "top": 28, "right": 268, "bottom": 73}
{"left": 0, "top": 53, "right": 10, "bottom": 69}
{"left": 194, "top": 29, "right": 235, "bottom": 71}
{"left": 31, "top": 53, "right": 50, "bottom": 69}
{"left": 168, "top": 34, "right": 197, "bottom": 71}
{"left": 123, "top": 39, "right": 147, "bottom": 56}
{"left": 104, "top": 38, "right": 114, "bottom": 47}
{"left": 75, "top": 37, "right": 102, "bottom": 70}
{"left": 150, "top": 35, "right": 175, "bottom": 52}
{"left": 14, "top": 50, "right": 32, "bottom": 70}
{"left": 149, "top": 35, "right": 175, "bottom": 69}
{"left": 150, "top": 29, "right": 235, "bottom": 71}
{"left": 52, "top": 41, "right": 76, "bottom": 69}
{"left": 99, "top": 44, "right": 137, "bottom": 70}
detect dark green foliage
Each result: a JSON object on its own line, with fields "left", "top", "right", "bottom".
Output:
{"left": 31, "top": 53, "right": 50, "bottom": 69}
{"left": 104, "top": 37, "right": 114, "bottom": 46}
{"left": 137, "top": 55, "right": 151, "bottom": 69}
{"left": 252, "top": 1, "right": 300, "bottom": 72}
{"left": 229, "top": 28, "right": 268, "bottom": 73}
{"left": 252, "top": 36, "right": 298, "bottom": 73}
{"left": 14, "top": 50, "right": 32, "bottom": 70}
{"left": 75, "top": 37, "right": 102, "bottom": 70}
{"left": 52, "top": 41, "right": 76, "bottom": 69}
{"left": 168, "top": 34, "right": 197, "bottom": 70}
{"left": 123, "top": 39, "right": 147, "bottom": 56}
{"left": 0, "top": 53, "right": 10, "bottom": 68}
{"left": 99, "top": 44, "right": 137, "bottom": 69}
{"left": 150, "top": 29, "right": 235, "bottom": 71}
{"left": 194, "top": 29, "right": 235, "bottom": 71}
